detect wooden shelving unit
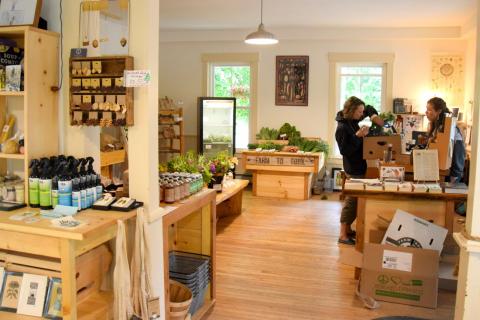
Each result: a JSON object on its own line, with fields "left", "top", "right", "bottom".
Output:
{"left": 69, "top": 56, "right": 134, "bottom": 127}
{"left": 158, "top": 108, "right": 184, "bottom": 159}
{"left": 0, "top": 26, "right": 59, "bottom": 204}
{"left": 162, "top": 189, "right": 217, "bottom": 320}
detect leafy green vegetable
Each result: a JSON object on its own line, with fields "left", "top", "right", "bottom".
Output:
{"left": 278, "top": 123, "right": 301, "bottom": 140}
{"left": 247, "top": 143, "right": 259, "bottom": 150}
{"left": 256, "top": 127, "right": 279, "bottom": 140}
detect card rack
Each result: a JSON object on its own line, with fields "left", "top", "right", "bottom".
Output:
{"left": 69, "top": 56, "right": 134, "bottom": 127}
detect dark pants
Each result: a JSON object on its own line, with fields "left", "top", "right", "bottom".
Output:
{"left": 340, "top": 174, "right": 364, "bottom": 225}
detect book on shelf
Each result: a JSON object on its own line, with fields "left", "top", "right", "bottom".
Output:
{"left": 365, "top": 179, "right": 383, "bottom": 191}
{"left": 412, "top": 183, "right": 428, "bottom": 193}
{"left": 344, "top": 180, "right": 364, "bottom": 191}
{"left": 425, "top": 183, "right": 442, "bottom": 194}
{"left": 398, "top": 182, "right": 413, "bottom": 192}
{"left": 444, "top": 182, "right": 468, "bottom": 194}
{"left": 384, "top": 181, "right": 399, "bottom": 192}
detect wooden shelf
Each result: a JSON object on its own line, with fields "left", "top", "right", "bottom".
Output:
{"left": 100, "top": 149, "right": 125, "bottom": 167}
{"left": 0, "top": 153, "right": 25, "bottom": 160}
{"left": 71, "top": 73, "right": 123, "bottom": 78}
{"left": 159, "top": 148, "right": 181, "bottom": 153}
{"left": 159, "top": 109, "right": 182, "bottom": 116}
{"left": 158, "top": 121, "right": 181, "bottom": 125}
{"left": 0, "top": 91, "right": 24, "bottom": 96}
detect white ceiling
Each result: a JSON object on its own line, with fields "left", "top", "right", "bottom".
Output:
{"left": 159, "top": 0, "right": 476, "bottom": 30}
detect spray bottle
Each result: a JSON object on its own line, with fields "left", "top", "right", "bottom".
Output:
{"left": 86, "top": 157, "right": 96, "bottom": 208}
{"left": 58, "top": 160, "right": 72, "bottom": 206}
{"left": 39, "top": 158, "right": 52, "bottom": 209}
{"left": 50, "top": 157, "right": 59, "bottom": 208}
{"left": 79, "top": 158, "right": 88, "bottom": 210}
{"left": 70, "top": 159, "right": 81, "bottom": 210}
{"left": 95, "top": 173, "right": 103, "bottom": 201}
{"left": 28, "top": 159, "right": 40, "bottom": 208}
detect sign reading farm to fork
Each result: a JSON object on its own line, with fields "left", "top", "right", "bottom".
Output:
{"left": 246, "top": 155, "right": 315, "bottom": 167}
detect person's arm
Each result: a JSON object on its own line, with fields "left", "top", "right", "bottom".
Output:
{"left": 450, "top": 139, "right": 466, "bottom": 183}
{"left": 364, "top": 105, "right": 384, "bottom": 127}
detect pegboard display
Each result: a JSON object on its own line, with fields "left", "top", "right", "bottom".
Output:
{"left": 69, "top": 56, "right": 134, "bottom": 126}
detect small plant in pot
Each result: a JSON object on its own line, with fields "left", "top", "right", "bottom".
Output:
{"left": 206, "top": 151, "right": 238, "bottom": 192}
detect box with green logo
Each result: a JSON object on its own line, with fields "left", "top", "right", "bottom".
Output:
{"left": 360, "top": 243, "right": 439, "bottom": 308}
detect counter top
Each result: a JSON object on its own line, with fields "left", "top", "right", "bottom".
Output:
{"left": 342, "top": 189, "right": 467, "bottom": 201}
{"left": 0, "top": 208, "right": 137, "bottom": 241}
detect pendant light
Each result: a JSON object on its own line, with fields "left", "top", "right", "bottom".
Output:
{"left": 245, "top": 0, "right": 278, "bottom": 45}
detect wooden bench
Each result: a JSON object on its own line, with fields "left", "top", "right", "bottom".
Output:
{"left": 216, "top": 179, "right": 249, "bottom": 218}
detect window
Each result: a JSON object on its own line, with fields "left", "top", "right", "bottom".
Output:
{"left": 202, "top": 53, "right": 258, "bottom": 152}
{"left": 338, "top": 64, "right": 384, "bottom": 113}
{"left": 328, "top": 53, "right": 394, "bottom": 159}
{"left": 211, "top": 64, "right": 251, "bottom": 149}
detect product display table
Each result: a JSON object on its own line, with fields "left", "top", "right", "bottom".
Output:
{"left": 0, "top": 208, "right": 137, "bottom": 320}
{"left": 342, "top": 189, "right": 467, "bottom": 277}
{"left": 242, "top": 151, "right": 324, "bottom": 200}
{"left": 216, "top": 179, "right": 249, "bottom": 218}
{"left": 161, "top": 189, "right": 216, "bottom": 320}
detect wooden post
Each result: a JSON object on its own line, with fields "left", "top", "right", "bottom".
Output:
{"left": 60, "top": 239, "right": 77, "bottom": 320}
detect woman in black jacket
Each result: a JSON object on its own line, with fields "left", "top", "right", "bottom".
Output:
{"left": 335, "top": 96, "right": 369, "bottom": 245}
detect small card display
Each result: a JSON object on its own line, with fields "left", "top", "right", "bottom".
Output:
{"left": 111, "top": 197, "right": 135, "bottom": 209}
{"left": 17, "top": 274, "right": 49, "bottom": 317}
{"left": 0, "top": 271, "right": 23, "bottom": 312}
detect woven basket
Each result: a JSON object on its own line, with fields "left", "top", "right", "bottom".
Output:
{"left": 169, "top": 280, "right": 193, "bottom": 320}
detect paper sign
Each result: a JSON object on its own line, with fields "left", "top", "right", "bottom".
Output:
{"left": 124, "top": 70, "right": 151, "bottom": 87}
{"left": 382, "top": 250, "right": 413, "bottom": 272}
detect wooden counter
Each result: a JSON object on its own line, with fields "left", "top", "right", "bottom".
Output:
{"left": 216, "top": 179, "right": 249, "bottom": 218}
{"left": 161, "top": 189, "right": 216, "bottom": 320}
{"left": 0, "top": 208, "right": 137, "bottom": 320}
{"left": 243, "top": 151, "right": 324, "bottom": 200}
{"left": 342, "top": 189, "right": 466, "bottom": 278}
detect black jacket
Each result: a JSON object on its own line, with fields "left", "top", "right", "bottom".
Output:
{"left": 335, "top": 111, "right": 367, "bottom": 176}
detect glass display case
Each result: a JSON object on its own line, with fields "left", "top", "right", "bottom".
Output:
{"left": 198, "top": 97, "right": 236, "bottom": 157}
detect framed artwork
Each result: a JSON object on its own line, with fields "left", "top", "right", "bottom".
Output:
{"left": 43, "top": 278, "right": 62, "bottom": 320}
{"left": 332, "top": 168, "right": 343, "bottom": 191}
{"left": 0, "top": 0, "right": 43, "bottom": 27}
{"left": 275, "top": 55, "right": 309, "bottom": 106}
{"left": 0, "top": 271, "right": 23, "bottom": 312}
{"left": 17, "top": 274, "right": 49, "bottom": 317}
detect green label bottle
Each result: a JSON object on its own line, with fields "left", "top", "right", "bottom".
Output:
{"left": 29, "top": 177, "right": 39, "bottom": 207}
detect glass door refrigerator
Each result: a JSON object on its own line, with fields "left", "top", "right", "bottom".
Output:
{"left": 198, "top": 97, "right": 236, "bottom": 157}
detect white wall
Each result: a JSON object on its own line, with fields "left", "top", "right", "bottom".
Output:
{"left": 159, "top": 37, "right": 470, "bottom": 144}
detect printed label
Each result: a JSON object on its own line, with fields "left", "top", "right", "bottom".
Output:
{"left": 29, "top": 178, "right": 39, "bottom": 205}
{"left": 58, "top": 180, "right": 72, "bottom": 193}
{"left": 383, "top": 250, "right": 413, "bottom": 272}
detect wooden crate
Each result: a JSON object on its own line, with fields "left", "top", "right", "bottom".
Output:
{"left": 69, "top": 56, "right": 134, "bottom": 126}
{"left": 0, "top": 244, "right": 112, "bottom": 304}
{"left": 253, "top": 171, "right": 313, "bottom": 200}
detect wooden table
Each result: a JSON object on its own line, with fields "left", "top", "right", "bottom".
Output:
{"left": 243, "top": 151, "right": 324, "bottom": 200}
{"left": 216, "top": 179, "right": 249, "bottom": 218}
{"left": 342, "top": 189, "right": 467, "bottom": 277}
{"left": 0, "top": 208, "right": 137, "bottom": 320}
{"left": 161, "top": 189, "right": 216, "bottom": 320}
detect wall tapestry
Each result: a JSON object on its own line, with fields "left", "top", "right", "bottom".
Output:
{"left": 275, "top": 56, "right": 309, "bottom": 106}
{"left": 431, "top": 55, "right": 464, "bottom": 107}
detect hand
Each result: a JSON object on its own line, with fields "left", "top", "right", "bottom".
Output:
{"left": 356, "top": 126, "right": 369, "bottom": 138}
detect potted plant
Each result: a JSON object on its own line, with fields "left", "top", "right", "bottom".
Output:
{"left": 206, "top": 151, "right": 238, "bottom": 192}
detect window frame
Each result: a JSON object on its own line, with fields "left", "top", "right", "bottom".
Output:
{"left": 202, "top": 53, "right": 259, "bottom": 153}
{"left": 328, "top": 53, "right": 394, "bottom": 160}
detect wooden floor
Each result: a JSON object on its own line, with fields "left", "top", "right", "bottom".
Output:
{"left": 205, "top": 190, "right": 455, "bottom": 320}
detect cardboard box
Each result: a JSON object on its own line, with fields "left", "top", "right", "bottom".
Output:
{"left": 360, "top": 243, "right": 439, "bottom": 308}
{"left": 363, "top": 135, "right": 402, "bottom": 160}
{"left": 382, "top": 209, "right": 448, "bottom": 253}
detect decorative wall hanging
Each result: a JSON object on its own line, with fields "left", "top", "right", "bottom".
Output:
{"left": 431, "top": 55, "right": 464, "bottom": 107}
{"left": 275, "top": 56, "right": 309, "bottom": 106}
{"left": 80, "top": 0, "right": 130, "bottom": 55}
{"left": 0, "top": 0, "right": 42, "bottom": 27}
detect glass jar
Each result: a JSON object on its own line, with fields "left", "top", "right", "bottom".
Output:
{"left": 174, "top": 182, "right": 181, "bottom": 201}
{"left": 164, "top": 184, "right": 175, "bottom": 204}
{"left": 15, "top": 183, "right": 24, "bottom": 203}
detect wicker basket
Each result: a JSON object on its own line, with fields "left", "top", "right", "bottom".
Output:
{"left": 169, "top": 280, "right": 193, "bottom": 320}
